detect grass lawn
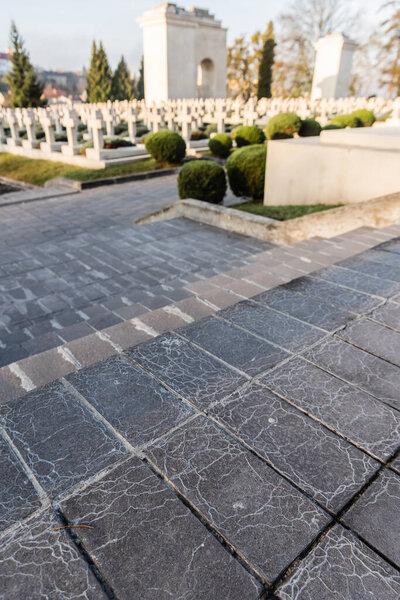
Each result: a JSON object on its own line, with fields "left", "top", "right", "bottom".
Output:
{"left": 0, "top": 153, "right": 163, "bottom": 187}
{"left": 233, "top": 201, "right": 343, "bottom": 221}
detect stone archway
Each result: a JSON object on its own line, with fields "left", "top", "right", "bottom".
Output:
{"left": 197, "top": 58, "right": 216, "bottom": 98}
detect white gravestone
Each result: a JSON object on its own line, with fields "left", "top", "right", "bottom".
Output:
{"left": 311, "top": 33, "right": 357, "bottom": 100}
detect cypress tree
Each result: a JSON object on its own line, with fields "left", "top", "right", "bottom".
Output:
{"left": 136, "top": 56, "right": 145, "bottom": 100}
{"left": 112, "top": 56, "right": 132, "bottom": 100}
{"left": 86, "top": 41, "right": 112, "bottom": 103}
{"left": 6, "top": 21, "right": 44, "bottom": 107}
{"left": 257, "top": 21, "right": 275, "bottom": 100}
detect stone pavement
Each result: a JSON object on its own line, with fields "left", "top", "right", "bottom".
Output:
{"left": 1, "top": 222, "right": 400, "bottom": 598}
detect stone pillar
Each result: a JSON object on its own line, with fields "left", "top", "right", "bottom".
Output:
{"left": 311, "top": 33, "right": 357, "bottom": 100}
{"left": 61, "top": 111, "right": 80, "bottom": 156}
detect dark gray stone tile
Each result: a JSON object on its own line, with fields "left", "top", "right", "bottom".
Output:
{"left": 0, "top": 437, "right": 41, "bottom": 531}
{"left": 146, "top": 416, "right": 330, "bottom": 583}
{"left": 0, "top": 509, "right": 106, "bottom": 599}
{"left": 391, "top": 454, "right": 400, "bottom": 475}
{"left": 178, "top": 316, "right": 289, "bottom": 376}
{"left": 0, "top": 380, "right": 127, "bottom": 497}
{"left": 262, "top": 357, "right": 400, "bottom": 460}
{"left": 67, "top": 355, "right": 194, "bottom": 447}
{"left": 219, "top": 301, "right": 326, "bottom": 352}
{"left": 370, "top": 301, "right": 400, "bottom": 331}
{"left": 339, "top": 317, "right": 400, "bottom": 366}
{"left": 303, "top": 337, "right": 400, "bottom": 411}
{"left": 363, "top": 248, "right": 400, "bottom": 269}
{"left": 344, "top": 470, "right": 400, "bottom": 567}
{"left": 338, "top": 255, "right": 400, "bottom": 282}
{"left": 60, "top": 456, "right": 262, "bottom": 600}
{"left": 277, "top": 524, "right": 400, "bottom": 600}
{"left": 283, "top": 275, "right": 381, "bottom": 313}
{"left": 210, "top": 385, "right": 378, "bottom": 512}
{"left": 128, "top": 333, "right": 246, "bottom": 409}
{"left": 378, "top": 238, "right": 400, "bottom": 255}
{"left": 254, "top": 286, "right": 354, "bottom": 330}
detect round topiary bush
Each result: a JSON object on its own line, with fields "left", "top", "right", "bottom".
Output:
{"left": 226, "top": 144, "right": 266, "bottom": 200}
{"left": 265, "top": 112, "right": 301, "bottom": 140}
{"left": 190, "top": 130, "right": 208, "bottom": 141}
{"left": 145, "top": 130, "right": 186, "bottom": 165}
{"left": 232, "top": 125, "right": 266, "bottom": 147}
{"left": 349, "top": 109, "right": 375, "bottom": 127}
{"left": 327, "top": 114, "right": 361, "bottom": 128}
{"left": 322, "top": 123, "right": 344, "bottom": 130}
{"left": 299, "top": 118, "right": 322, "bottom": 137}
{"left": 208, "top": 133, "right": 232, "bottom": 158}
{"left": 178, "top": 160, "right": 227, "bottom": 204}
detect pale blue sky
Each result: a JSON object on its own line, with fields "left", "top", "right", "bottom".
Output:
{"left": 1, "top": 0, "right": 381, "bottom": 75}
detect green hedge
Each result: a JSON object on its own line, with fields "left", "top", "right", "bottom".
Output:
{"left": 327, "top": 114, "right": 361, "bottom": 128}
{"left": 208, "top": 133, "right": 232, "bottom": 158}
{"left": 349, "top": 109, "right": 375, "bottom": 127}
{"left": 265, "top": 112, "right": 302, "bottom": 140}
{"left": 299, "top": 118, "right": 322, "bottom": 137}
{"left": 226, "top": 144, "right": 266, "bottom": 200}
{"left": 178, "top": 160, "right": 226, "bottom": 204}
{"left": 145, "top": 130, "right": 186, "bottom": 165}
{"left": 232, "top": 125, "right": 265, "bottom": 147}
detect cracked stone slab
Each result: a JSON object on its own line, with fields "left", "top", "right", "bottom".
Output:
{"left": 343, "top": 470, "right": 400, "bottom": 568}
{"left": 67, "top": 354, "right": 194, "bottom": 447}
{"left": 281, "top": 275, "right": 382, "bottom": 314}
{"left": 362, "top": 247, "right": 400, "bottom": 269}
{"left": 311, "top": 265, "right": 400, "bottom": 298}
{"left": 0, "top": 509, "right": 107, "bottom": 600}
{"left": 276, "top": 524, "right": 400, "bottom": 600}
{"left": 0, "top": 437, "right": 41, "bottom": 532}
{"left": 128, "top": 333, "right": 246, "bottom": 409}
{"left": 177, "top": 316, "right": 289, "bottom": 376}
{"left": 254, "top": 286, "right": 356, "bottom": 330}
{"left": 391, "top": 454, "right": 400, "bottom": 475}
{"left": 370, "top": 301, "right": 400, "bottom": 330}
{"left": 302, "top": 337, "right": 400, "bottom": 411}
{"left": 261, "top": 357, "right": 400, "bottom": 461}
{"left": 60, "top": 456, "right": 262, "bottom": 600}
{"left": 339, "top": 317, "right": 400, "bottom": 366}
{"left": 338, "top": 255, "right": 400, "bottom": 282}
{"left": 146, "top": 416, "right": 330, "bottom": 583}
{"left": 218, "top": 301, "right": 326, "bottom": 352}
{"left": 210, "top": 385, "right": 378, "bottom": 513}
{"left": 0, "top": 380, "right": 127, "bottom": 497}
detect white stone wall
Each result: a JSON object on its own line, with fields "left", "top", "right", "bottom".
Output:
{"left": 311, "top": 34, "right": 357, "bottom": 100}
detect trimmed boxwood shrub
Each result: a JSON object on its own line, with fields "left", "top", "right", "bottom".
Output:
{"left": 349, "top": 109, "right": 375, "bottom": 127}
{"left": 208, "top": 133, "right": 232, "bottom": 158}
{"left": 190, "top": 130, "right": 208, "bottom": 141}
{"left": 145, "top": 130, "right": 186, "bottom": 165}
{"left": 205, "top": 123, "right": 218, "bottom": 137}
{"left": 226, "top": 144, "right": 266, "bottom": 200}
{"left": 103, "top": 138, "right": 134, "bottom": 149}
{"left": 299, "top": 118, "right": 322, "bottom": 137}
{"left": 327, "top": 114, "right": 361, "bottom": 128}
{"left": 178, "top": 160, "right": 227, "bottom": 204}
{"left": 232, "top": 125, "right": 265, "bottom": 147}
{"left": 322, "top": 123, "right": 344, "bottom": 130}
{"left": 265, "top": 112, "right": 301, "bottom": 140}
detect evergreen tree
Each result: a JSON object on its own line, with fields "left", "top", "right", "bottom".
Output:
{"left": 136, "top": 56, "right": 145, "bottom": 100}
{"left": 6, "top": 21, "right": 44, "bottom": 108}
{"left": 86, "top": 40, "right": 112, "bottom": 103}
{"left": 112, "top": 55, "right": 132, "bottom": 100}
{"left": 257, "top": 21, "right": 275, "bottom": 99}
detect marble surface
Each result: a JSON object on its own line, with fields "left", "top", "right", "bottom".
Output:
{"left": 210, "top": 384, "right": 378, "bottom": 512}
{"left": 262, "top": 356, "right": 400, "bottom": 460}
{"left": 146, "top": 416, "right": 330, "bottom": 582}
{"left": 60, "top": 457, "right": 261, "bottom": 600}
{"left": 67, "top": 354, "right": 194, "bottom": 447}
{"left": 277, "top": 524, "right": 400, "bottom": 599}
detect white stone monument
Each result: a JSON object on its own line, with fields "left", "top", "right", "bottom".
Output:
{"left": 137, "top": 3, "right": 227, "bottom": 103}
{"left": 311, "top": 33, "right": 357, "bottom": 100}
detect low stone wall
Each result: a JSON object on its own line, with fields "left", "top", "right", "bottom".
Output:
{"left": 135, "top": 193, "right": 400, "bottom": 244}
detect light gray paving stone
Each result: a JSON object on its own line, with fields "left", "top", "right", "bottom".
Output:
{"left": 146, "top": 416, "right": 330, "bottom": 583}
{"left": 0, "top": 380, "right": 127, "bottom": 497}
{"left": 0, "top": 367, "right": 25, "bottom": 405}
{"left": 65, "top": 333, "right": 117, "bottom": 368}
{"left": 339, "top": 317, "right": 400, "bottom": 366}
{"left": 60, "top": 456, "right": 262, "bottom": 600}
{"left": 15, "top": 347, "right": 76, "bottom": 388}
{"left": 344, "top": 470, "right": 400, "bottom": 567}
{"left": 302, "top": 336, "right": 400, "bottom": 411}
{"left": 67, "top": 354, "right": 194, "bottom": 447}
{"left": 101, "top": 321, "right": 153, "bottom": 350}
{"left": 369, "top": 301, "right": 400, "bottom": 330}
{"left": 277, "top": 524, "right": 400, "bottom": 600}
{"left": 261, "top": 357, "right": 400, "bottom": 460}
{"left": 210, "top": 385, "right": 378, "bottom": 512}
{"left": 128, "top": 332, "right": 246, "bottom": 409}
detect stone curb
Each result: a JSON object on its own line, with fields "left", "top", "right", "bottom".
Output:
{"left": 135, "top": 192, "right": 400, "bottom": 245}
{"left": 45, "top": 167, "right": 180, "bottom": 191}
{"left": 0, "top": 186, "right": 79, "bottom": 209}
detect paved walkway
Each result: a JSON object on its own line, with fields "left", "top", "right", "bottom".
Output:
{"left": 0, "top": 176, "right": 271, "bottom": 367}
{"left": 1, "top": 223, "right": 400, "bottom": 598}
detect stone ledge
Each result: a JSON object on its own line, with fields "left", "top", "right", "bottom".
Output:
{"left": 135, "top": 193, "right": 400, "bottom": 244}
{"left": 45, "top": 167, "right": 180, "bottom": 191}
